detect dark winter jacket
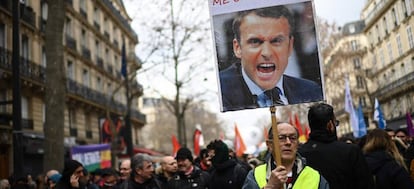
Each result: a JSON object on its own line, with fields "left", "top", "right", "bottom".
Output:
{"left": 208, "top": 159, "right": 249, "bottom": 189}
{"left": 365, "top": 150, "right": 414, "bottom": 189}
{"left": 298, "top": 130, "right": 375, "bottom": 189}
{"left": 120, "top": 175, "right": 162, "bottom": 189}
{"left": 167, "top": 166, "right": 210, "bottom": 189}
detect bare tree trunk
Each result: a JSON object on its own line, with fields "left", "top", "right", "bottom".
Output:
{"left": 43, "top": 0, "right": 66, "bottom": 171}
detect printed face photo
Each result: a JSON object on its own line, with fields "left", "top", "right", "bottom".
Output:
{"left": 211, "top": 0, "right": 324, "bottom": 112}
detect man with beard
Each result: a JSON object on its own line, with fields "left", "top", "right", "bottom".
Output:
{"left": 207, "top": 140, "right": 249, "bottom": 189}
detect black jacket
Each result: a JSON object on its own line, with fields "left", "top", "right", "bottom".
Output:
{"left": 167, "top": 166, "right": 210, "bottom": 189}
{"left": 208, "top": 159, "right": 249, "bottom": 189}
{"left": 120, "top": 176, "right": 162, "bottom": 189}
{"left": 365, "top": 150, "right": 414, "bottom": 189}
{"left": 298, "top": 130, "right": 375, "bottom": 189}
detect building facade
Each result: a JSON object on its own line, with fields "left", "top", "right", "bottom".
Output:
{"left": 0, "top": 0, "right": 145, "bottom": 177}
{"left": 324, "top": 0, "right": 414, "bottom": 137}
{"left": 323, "top": 20, "right": 374, "bottom": 138}
{"left": 362, "top": 0, "right": 414, "bottom": 130}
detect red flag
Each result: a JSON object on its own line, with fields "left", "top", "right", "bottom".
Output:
{"left": 172, "top": 135, "right": 181, "bottom": 156}
{"left": 234, "top": 123, "right": 247, "bottom": 157}
{"left": 193, "top": 125, "right": 204, "bottom": 156}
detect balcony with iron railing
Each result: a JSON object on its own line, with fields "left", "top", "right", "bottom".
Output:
{"left": 96, "top": 57, "right": 104, "bottom": 68}
{"left": 66, "top": 78, "right": 146, "bottom": 122}
{"left": 20, "top": 4, "right": 36, "bottom": 27}
{"left": 65, "top": 35, "right": 77, "bottom": 51}
{"left": 364, "top": 0, "right": 392, "bottom": 27}
{"left": 82, "top": 46, "right": 91, "bottom": 60}
{"left": 0, "top": 47, "right": 45, "bottom": 83}
{"left": 20, "top": 57, "right": 46, "bottom": 83}
{"left": 22, "top": 118, "right": 34, "bottom": 130}
{"left": 101, "top": 0, "right": 137, "bottom": 38}
{"left": 373, "top": 71, "right": 414, "bottom": 98}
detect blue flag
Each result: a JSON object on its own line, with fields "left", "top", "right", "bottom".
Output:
{"left": 121, "top": 43, "right": 127, "bottom": 78}
{"left": 357, "top": 103, "right": 367, "bottom": 137}
{"left": 373, "top": 98, "right": 386, "bottom": 129}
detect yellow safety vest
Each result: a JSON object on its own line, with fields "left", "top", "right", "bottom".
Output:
{"left": 254, "top": 164, "right": 320, "bottom": 189}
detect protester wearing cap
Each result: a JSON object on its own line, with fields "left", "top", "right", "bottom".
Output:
{"left": 48, "top": 174, "right": 61, "bottom": 189}
{"left": 168, "top": 147, "right": 210, "bottom": 189}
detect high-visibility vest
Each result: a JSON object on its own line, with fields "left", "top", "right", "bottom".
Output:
{"left": 254, "top": 164, "right": 320, "bottom": 189}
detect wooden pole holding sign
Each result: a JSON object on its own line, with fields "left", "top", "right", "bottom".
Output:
{"left": 270, "top": 106, "right": 282, "bottom": 167}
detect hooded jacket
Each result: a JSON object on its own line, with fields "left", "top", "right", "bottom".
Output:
{"left": 56, "top": 160, "right": 85, "bottom": 189}
{"left": 365, "top": 150, "right": 414, "bottom": 189}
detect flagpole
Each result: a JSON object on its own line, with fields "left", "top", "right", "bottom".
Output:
{"left": 270, "top": 106, "right": 282, "bottom": 167}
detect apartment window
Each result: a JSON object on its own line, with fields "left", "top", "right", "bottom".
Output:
{"left": 85, "top": 113, "right": 92, "bottom": 139}
{"left": 392, "top": 8, "right": 399, "bottom": 26}
{"left": 356, "top": 76, "right": 364, "bottom": 89}
{"left": 104, "top": 17, "right": 109, "bottom": 33}
{"left": 81, "top": 29, "right": 87, "bottom": 48}
{"left": 396, "top": 35, "right": 403, "bottom": 56}
{"left": 94, "top": 7, "right": 100, "bottom": 24}
{"left": 403, "top": 0, "right": 412, "bottom": 15}
{"left": 383, "top": 17, "right": 388, "bottom": 35}
{"left": 387, "top": 42, "right": 393, "bottom": 62}
{"left": 41, "top": 1, "right": 48, "bottom": 20}
{"left": 105, "top": 48, "right": 109, "bottom": 63}
{"left": 372, "top": 53, "right": 377, "bottom": 66}
{"left": 375, "top": 25, "right": 380, "bottom": 42}
{"left": 351, "top": 40, "right": 358, "bottom": 51}
{"left": 82, "top": 69, "right": 90, "bottom": 87}
{"left": 21, "top": 35, "right": 29, "bottom": 60}
{"left": 353, "top": 58, "right": 361, "bottom": 69}
{"left": 95, "top": 40, "right": 100, "bottom": 58}
{"left": 67, "top": 60, "right": 75, "bottom": 79}
{"left": 401, "top": 63, "right": 406, "bottom": 75}
{"left": 96, "top": 76, "right": 102, "bottom": 91}
{"left": 107, "top": 83, "right": 112, "bottom": 96}
{"left": 65, "top": 17, "right": 72, "bottom": 37}
{"left": 21, "top": 96, "right": 29, "bottom": 119}
{"left": 68, "top": 108, "right": 77, "bottom": 136}
{"left": 407, "top": 26, "right": 414, "bottom": 48}
{"left": 42, "top": 46, "right": 47, "bottom": 67}
{"left": 380, "top": 48, "right": 385, "bottom": 66}
{"left": 80, "top": 0, "right": 87, "bottom": 12}
{"left": 0, "top": 23, "right": 5, "bottom": 48}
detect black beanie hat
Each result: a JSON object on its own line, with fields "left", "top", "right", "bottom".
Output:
{"left": 176, "top": 147, "right": 193, "bottom": 162}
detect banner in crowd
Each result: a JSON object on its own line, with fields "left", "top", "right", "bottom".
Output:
{"left": 71, "top": 144, "right": 111, "bottom": 172}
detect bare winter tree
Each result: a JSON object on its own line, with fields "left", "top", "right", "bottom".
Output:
{"left": 43, "top": 0, "right": 66, "bottom": 171}
{"left": 315, "top": 17, "right": 341, "bottom": 58}
{"left": 128, "top": 0, "right": 215, "bottom": 147}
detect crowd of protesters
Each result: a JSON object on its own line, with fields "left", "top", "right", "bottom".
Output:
{"left": 2, "top": 103, "right": 414, "bottom": 189}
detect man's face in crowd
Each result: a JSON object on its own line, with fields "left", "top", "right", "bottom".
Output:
{"left": 233, "top": 13, "right": 294, "bottom": 90}
{"left": 119, "top": 160, "right": 131, "bottom": 180}
{"left": 162, "top": 156, "right": 178, "bottom": 174}
{"left": 177, "top": 158, "right": 192, "bottom": 172}
{"left": 136, "top": 161, "right": 154, "bottom": 181}
{"left": 267, "top": 123, "right": 298, "bottom": 164}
